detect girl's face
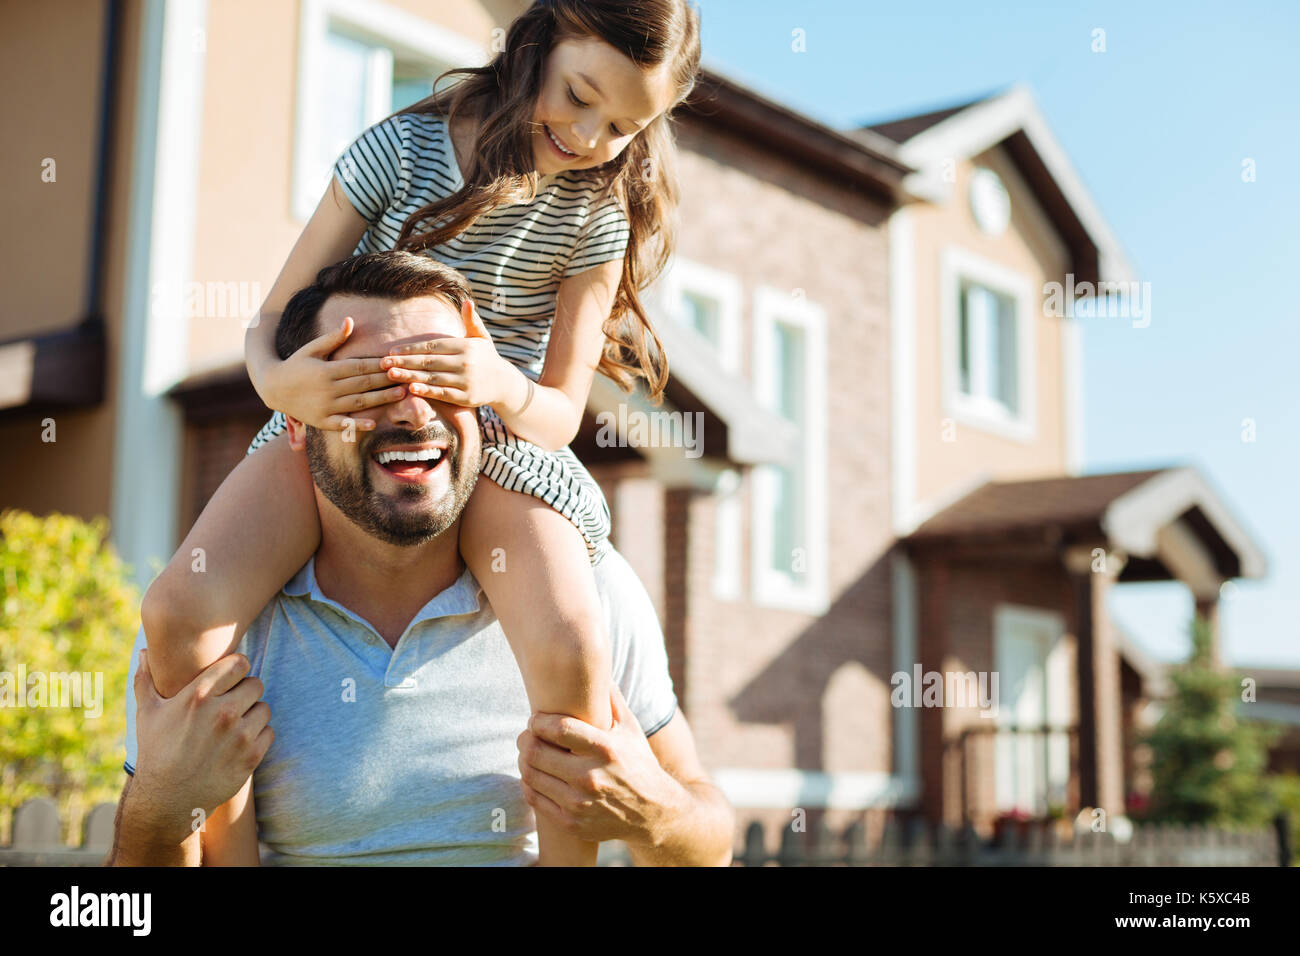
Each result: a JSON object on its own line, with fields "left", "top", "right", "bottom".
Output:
{"left": 531, "top": 37, "right": 676, "bottom": 175}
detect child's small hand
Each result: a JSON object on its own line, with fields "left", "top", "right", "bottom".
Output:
{"left": 267, "top": 316, "right": 408, "bottom": 431}
{"left": 381, "top": 299, "right": 517, "bottom": 408}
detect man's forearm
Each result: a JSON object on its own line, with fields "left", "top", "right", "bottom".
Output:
{"left": 106, "top": 777, "right": 201, "bottom": 867}
{"left": 627, "top": 779, "right": 735, "bottom": 867}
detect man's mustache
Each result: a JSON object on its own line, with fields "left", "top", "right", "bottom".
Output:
{"left": 364, "top": 424, "right": 457, "bottom": 454}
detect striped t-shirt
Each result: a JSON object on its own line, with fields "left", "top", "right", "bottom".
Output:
{"left": 334, "top": 111, "right": 632, "bottom": 376}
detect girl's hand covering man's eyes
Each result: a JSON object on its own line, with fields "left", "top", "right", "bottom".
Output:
{"left": 381, "top": 299, "right": 518, "bottom": 408}
{"left": 266, "top": 316, "right": 408, "bottom": 431}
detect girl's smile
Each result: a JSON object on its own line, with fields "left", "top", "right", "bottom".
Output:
{"left": 531, "top": 37, "right": 675, "bottom": 175}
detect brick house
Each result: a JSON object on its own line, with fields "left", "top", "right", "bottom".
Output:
{"left": 1, "top": 0, "right": 1273, "bottom": 846}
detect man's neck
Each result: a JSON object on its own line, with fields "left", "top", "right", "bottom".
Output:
{"left": 312, "top": 500, "right": 465, "bottom": 647}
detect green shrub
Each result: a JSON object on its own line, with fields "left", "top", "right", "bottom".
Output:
{"left": 1272, "top": 772, "right": 1300, "bottom": 866}
{"left": 0, "top": 509, "right": 138, "bottom": 843}
{"left": 1143, "top": 614, "right": 1280, "bottom": 827}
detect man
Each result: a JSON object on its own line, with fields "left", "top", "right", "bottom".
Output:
{"left": 109, "top": 251, "right": 733, "bottom": 866}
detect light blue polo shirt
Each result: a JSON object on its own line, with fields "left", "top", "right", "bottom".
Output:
{"left": 124, "top": 548, "right": 677, "bottom": 866}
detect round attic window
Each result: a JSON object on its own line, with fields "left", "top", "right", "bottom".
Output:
{"left": 969, "top": 167, "right": 1011, "bottom": 237}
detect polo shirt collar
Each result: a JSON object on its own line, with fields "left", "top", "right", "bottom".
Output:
{"left": 283, "top": 555, "right": 483, "bottom": 622}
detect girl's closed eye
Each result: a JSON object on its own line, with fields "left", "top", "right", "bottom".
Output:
{"left": 567, "top": 84, "right": 628, "bottom": 137}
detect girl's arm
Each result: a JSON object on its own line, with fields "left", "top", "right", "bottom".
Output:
{"left": 246, "top": 178, "right": 391, "bottom": 426}
{"left": 140, "top": 176, "right": 380, "bottom": 699}
{"left": 201, "top": 777, "right": 261, "bottom": 866}
{"left": 383, "top": 257, "right": 623, "bottom": 451}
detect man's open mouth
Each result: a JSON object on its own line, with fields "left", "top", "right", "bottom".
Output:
{"left": 371, "top": 445, "right": 449, "bottom": 483}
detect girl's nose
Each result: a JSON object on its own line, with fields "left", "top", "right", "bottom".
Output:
{"left": 571, "top": 122, "right": 599, "bottom": 152}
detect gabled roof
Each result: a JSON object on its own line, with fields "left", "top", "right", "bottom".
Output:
{"left": 865, "top": 93, "right": 997, "bottom": 145}
{"left": 854, "top": 86, "right": 1133, "bottom": 286}
{"left": 584, "top": 315, "right": 798, "bottom": 479}
{"left": 908, "top": 467, "right": 1166, "bottom": 539}
{"left": 1115, "top": 626, "right": 1171, "bottom": 698}
{"left": 680, "top": 65, "right": 911, "bottom": 204}
{"left": 907, "top": 465, "right": 1268, "bottom": 584}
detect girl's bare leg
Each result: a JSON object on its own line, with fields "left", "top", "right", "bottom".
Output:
{"left": 458, "top": 477, "right": 613, "bottom": 867}
{"left": 140, "top": 432, "right": 320, "bottom": 697}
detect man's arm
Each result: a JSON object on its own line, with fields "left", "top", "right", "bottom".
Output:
{"left": 108, "top": 649, "right": 271, "bottom": 866}
{"left": 106, "top": 776, "right": 201, "bottom": 867}
{"left": 626, "top": 709, "right": 734, "bottom": 867}
{"left": 518, "top": 688, "right": 734, "bottom": 866}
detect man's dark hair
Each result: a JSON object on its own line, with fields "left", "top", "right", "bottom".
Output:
{"left": 275, "top": 251, "right": 474, "bottom": 360}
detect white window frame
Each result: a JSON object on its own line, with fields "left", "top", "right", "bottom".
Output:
{"left": 655, "top": 256, "right": 743, "bottom": 375}
{"left": 292, "top": 0, "right": 486, "bottom": 221}
{"left": 939, "top": 246, "right": 1037, "bottom": 443}
{"left": 711, "top": 468, "right": 743, "bottom": 601}
{"left": 647, "top": 256, "right": 745, "bottom": 597}
{"left": 750, "top": 285, "right": 829, "bottom": 615}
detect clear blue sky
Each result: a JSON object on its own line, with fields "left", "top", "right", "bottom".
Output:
{"left": 695, "top": 0, "right": 1299, "bottom": 666}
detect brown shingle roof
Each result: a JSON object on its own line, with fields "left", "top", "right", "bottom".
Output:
{"left": 860, "top": 93, "right": 997, "bottom": 143}
{"left": 908, "top": 468, "right": 1174, "bottom": 540}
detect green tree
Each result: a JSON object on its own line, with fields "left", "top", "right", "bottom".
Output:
{"left": 1142, "top": 613, "right": 1279, "bottom": 826}
{"left": 0, "top": 510, "right": 138, "bottom": 843}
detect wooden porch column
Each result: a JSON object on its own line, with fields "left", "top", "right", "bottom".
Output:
{"left": 1194, "top": 596, "right": 1221, "bottom": 669}
{"left": 662, "top": 488, "right": 693, "bottom": 709}
{"left": 1064, "top": 546, "right": 1127, "bottom": 817}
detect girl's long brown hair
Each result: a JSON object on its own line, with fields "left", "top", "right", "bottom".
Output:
{"left": 392, "top": 0, "right": 701, "bottom": 401}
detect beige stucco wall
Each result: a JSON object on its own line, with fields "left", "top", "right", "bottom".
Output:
{"left": 186, "top": 0, "right": 525, "bottom": 373}
{"left": 908, "top": 147, "right": 1073, "bottom": 511}
{"left": 0, "top": 0, "right": 103, "bottom": 340}
{"left": 0, "top": 0, "right": 143, "bottom": 526}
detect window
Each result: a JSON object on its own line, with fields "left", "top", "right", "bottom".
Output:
{"left": 958, "top": 279, "right": 1019, "bottom": 414}
{"left": 940, "top": 247, "right": 1036, "bottom": 441}
{"left": 292, "top": 0, "right": 486, "bottom": 221}
{"left": 712, "top": 469, "right": 742, "bottom": 601}
{"left": 751, "top": 286, "right": 828, "bottom": 614}
{"left": 653, "top": 257, "right": 742, "bottom": 375}
{"left": 649, "top": 257, "right": 745, "bottom": 597}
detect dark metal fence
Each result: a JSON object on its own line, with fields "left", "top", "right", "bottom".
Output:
{"left": 723, "top": 815, "right": 1290, "bottom": 866}
{"left": 3, "top": 796, "right": 1287, "bottom": 867}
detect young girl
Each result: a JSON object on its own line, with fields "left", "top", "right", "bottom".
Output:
{"left": 140, "top": 0, "right": 700, "bottom": 866}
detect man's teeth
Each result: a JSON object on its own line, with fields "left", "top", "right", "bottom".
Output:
{"left": 376, "top": 449, "right": 442, "bottom": 465}
{"left": 548, "top": 127, "right": 576, "bottom": 156}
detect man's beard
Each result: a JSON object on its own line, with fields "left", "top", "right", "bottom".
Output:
{"left": 305, "top": 421, "right": 479, "bottom": 546}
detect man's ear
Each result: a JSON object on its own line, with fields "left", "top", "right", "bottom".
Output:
{"left": 284, "top": 414, "right": 309, "bottom": 451}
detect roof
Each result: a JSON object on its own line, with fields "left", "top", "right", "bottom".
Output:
{"left": 679, "top": 65, "right": 911, "bottom": 203}
{"left": 862, "top": 93, "right": 998, "bottom": 144}
{"left": 582, "top": 313, "right": 799, "bottom": 478}
{"left": 853, "top": 85, "right": 1133, "bottom": 286}
{"left": 909, "top": 468, "right": 1166, "bottom": 538}
{"left": 907, "top": 465, "right": 1268, "bottom": 584}
{"left": 1115, "top": 626, "right": 1171, "bottom": 698}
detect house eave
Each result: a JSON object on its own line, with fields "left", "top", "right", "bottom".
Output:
{"left": 681, "top": 65, "right": 912, "bottom": 205}
{"left": 883, "top": 85, "right": 1134, "bottom": 286}
{"left": 0, "top": 318, "right": 106, "bottom": 417}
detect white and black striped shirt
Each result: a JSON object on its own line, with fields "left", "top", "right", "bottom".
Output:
{"left": 334, "top": 111, "right": 631, "bottom": 375}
